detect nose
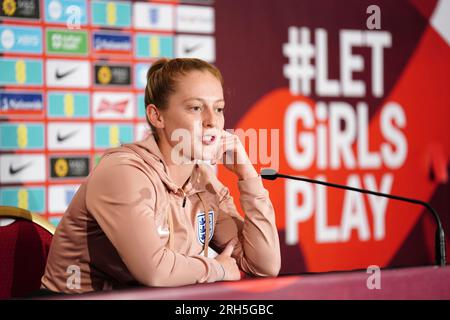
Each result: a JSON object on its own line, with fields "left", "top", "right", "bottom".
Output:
{"left": 202, "top": 106, "right": 217, "bottom": 128}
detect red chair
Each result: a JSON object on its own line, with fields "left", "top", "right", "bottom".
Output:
{"left": 0, "top": 206, "right": 55, "bottom": 299}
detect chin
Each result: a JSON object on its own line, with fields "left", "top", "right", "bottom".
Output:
{"left": 191, "top": 150, "right": 216, "bottom": 163}
{"left": 192, "top": 142, "right": 217, "bottom": 158}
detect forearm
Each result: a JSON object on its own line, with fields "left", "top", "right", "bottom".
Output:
{"left": 136, "top": 248, "right": 224, "bottom": 287}
{"left": 236, "top": 176, "right": 281, "bottom": 277}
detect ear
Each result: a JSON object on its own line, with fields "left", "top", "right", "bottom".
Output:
{"left": 146, "top": 104, "right": 165, "bottom": 129}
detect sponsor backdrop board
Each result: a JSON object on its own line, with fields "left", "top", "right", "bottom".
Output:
{"left": 1, "top": 0, "right": 449, "bottom": 274}
{"left": 0, "top": 0, "right": 216, "bottom": 227}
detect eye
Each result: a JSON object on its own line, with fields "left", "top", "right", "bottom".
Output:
{"left": 190, "top": 106, "right": 202, "bottom": 112}
{"left": 216, "top": 107, "right": 225, "bottom": 113}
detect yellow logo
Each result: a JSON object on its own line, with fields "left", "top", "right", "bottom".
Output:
{"left": 2, "top": 0, "right": 16, "bottom": 16}
{"left": 55, "top": 158, "right": 69, "bottom": 177}
{"left": 15, "top": 59, "right": 26, "bottom": 84}
{"left": 64, "top": 93, "right": 74, "bottom": 117}
{"left": 106, "top": 2, "right": 117, "bottom": 26}
{"left": 109, "top": 125, "right": 119, "bottom": 146}
{"left": 97, "top": 66, "right": 112, "bottom": 84}
{"left": 150, "top": 36, "right": 160, "bottom": 57}
{"left": 17, "top": 124, "right": 28, "bottom": 148}
{"left": 18, "top": 188, "right": 29, "bottom": 210}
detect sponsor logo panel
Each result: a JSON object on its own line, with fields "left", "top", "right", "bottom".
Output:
{"left": 48, "top": 184, "right": 79, "bottom": 213}
{"left": 92, "top": 31, "right": 131, "bottom": 55}
{"left": 0, "top": 25, "right": 42, "bottom": 54}
{"left": 0, "top": 92, "right": 44, "bottom": 116}
{"left": 47, "top": 122, "right": 91, "bottom": 150}
{"left": 175, "top": 34, "right": 215, "bottom": 62}
{"left": 135, "top": 33, "right": 173, "bottom": 58}
{"left": 0, "top": 122, "right": 44, "bottom": 149}
{"left": 133, "top": 2, "right": 174, "bottom": 31}
{"left": 46, "top": 59, "right": 90, "bottom": 88}
{"left": 49, "top": 155, "right": 90, "bottom": 179}
{"left": 47, "top": 91, "right": 90, "bottom": 118}
{"left": 91, "top": 0, "right": 131, "bottom": 28}
{"left": 94, "top": 123, "right": 133, "bottom": 148}
{"left": 0, "top": 59, "right": 43, "bottom": 86}
{"left": 176, "top": 5, "right": 214, "bottom": 33}
{"left": 93, "top": 63, "right": 131, "bottom": 86}
{"left": 44, "top": 0, "right": 87, "bottom": 25}
{"left": 0, "top": 186, "right": 45, "bottom": 212}
{"left": 46, "top": 28, "right": 88, "bottom": 55}
{"left": 0, "top": 0, "right": 40, "bottom": 20}
{"left": 0, "top": 154, "right": 46, "bottom": 183}
{"left": 92, "top": 92, "right": 134, "bottom": 119}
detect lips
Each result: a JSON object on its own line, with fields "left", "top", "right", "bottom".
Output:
{"left": 202, "top": 134, "right": 217, "bottom": 145}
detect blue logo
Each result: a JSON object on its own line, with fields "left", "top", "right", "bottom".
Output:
{"left": 197, "top": 210, "right": 214, "bottom": 245}
{"left": 93, "top": 32, "right": 131, "bottom": 54}
{"left": 0, "top": 92, "right": 43, "bottom": 113}
{"left": 149, "top": 7, "right": 159, "bottom": 24}
{"left": 0, "top": 26, "right": 42, "bottom": 54}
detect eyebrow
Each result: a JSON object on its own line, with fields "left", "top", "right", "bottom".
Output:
{"left": 182, "top": 97, "right": 225, "bottom": 104}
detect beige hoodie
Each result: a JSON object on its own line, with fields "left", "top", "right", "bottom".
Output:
{"left": 41, "top": 133, "right": 281, "bottom": 293}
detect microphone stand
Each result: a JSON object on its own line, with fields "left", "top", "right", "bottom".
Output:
{"left": 261, "top": 169, "right": 447, "bottom": 267}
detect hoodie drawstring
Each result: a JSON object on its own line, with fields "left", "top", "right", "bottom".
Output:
{"left": 167, "top": 204, "right": 175, "bottom": 251}
{"left": 196, "top": 193, "right": 210, "bottom": 258}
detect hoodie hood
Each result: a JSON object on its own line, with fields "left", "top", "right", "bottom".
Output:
{"left": 101, "top": 133, "right": 204, "bottom": 195}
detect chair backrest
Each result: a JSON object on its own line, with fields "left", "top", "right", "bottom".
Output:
{"left": 0, "top": 206, "right": 55, "bottom": 299}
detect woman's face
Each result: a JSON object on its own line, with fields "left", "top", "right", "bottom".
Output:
{"left": 158, "top": 70, "right": 225, "bottom": 163}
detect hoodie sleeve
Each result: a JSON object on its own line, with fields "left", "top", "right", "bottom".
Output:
{"left": 212, "top": 175, "right": 281, "bottom": 277}
{"left": 85, "top": 155, "right": 224, "bottom": 287}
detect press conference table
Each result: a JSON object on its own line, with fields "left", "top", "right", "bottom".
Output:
{"left": 45, "top": 265, "right": 450, "bottom": 300}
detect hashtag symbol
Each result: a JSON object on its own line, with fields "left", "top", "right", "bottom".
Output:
{"left": 283, "top": 27, "right": 315, "bottom": 95}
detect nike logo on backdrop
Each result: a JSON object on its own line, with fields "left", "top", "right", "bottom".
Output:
{"left": 57, "top": 130, "right": 78, "bottom": 142}
{"left": 55, "top": 67, "right": 78, "bottom": 79}
{"left": 183, "top": 43, "right": 203, "bottom": 54}
{"left": 9, "top": 162, "right": 33, "bottom": 175}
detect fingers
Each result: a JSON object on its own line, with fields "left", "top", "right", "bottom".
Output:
{"left": 221, "top": 241, "right": 235, "bottom": 257}
{"left": 228, "top": 238, "right": 239, "bottom": 247}
{"left": 215, "top": 135, "right": 245, "bottom": 165}
{"left": 221, "top": 238, "right": 239, "bottom": 256}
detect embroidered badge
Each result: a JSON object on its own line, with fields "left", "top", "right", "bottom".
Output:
{"left": 196, "top": 210, "right": 214, "bottom": 245}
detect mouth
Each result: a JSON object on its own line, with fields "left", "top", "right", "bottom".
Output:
{"left": 201, "top": 134, "right": 217, "bottom": 145}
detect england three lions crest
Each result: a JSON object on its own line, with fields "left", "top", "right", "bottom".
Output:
{"left": 196, "top": 210, "right": 214, "bottom": 245}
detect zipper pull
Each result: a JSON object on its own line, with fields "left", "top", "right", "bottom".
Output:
{"left": 179, "top": 189, "right": 187, "bottom": 208}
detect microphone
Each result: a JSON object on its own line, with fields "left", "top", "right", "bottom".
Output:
{"left": 261, "top": 168, "right": 447, "bottom": 267}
